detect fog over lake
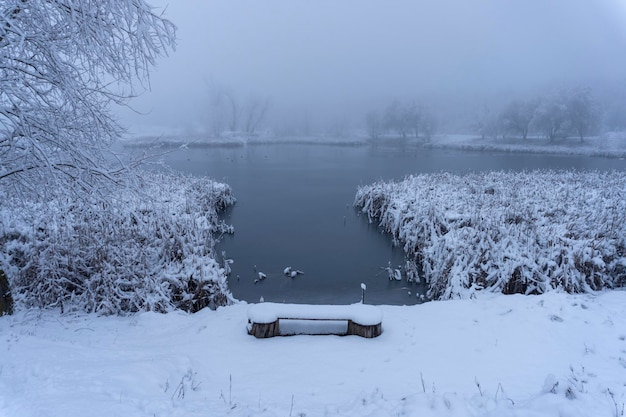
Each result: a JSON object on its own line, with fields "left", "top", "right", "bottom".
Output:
{"left": 120, "top": 0, "right": 626, "bottom": 135}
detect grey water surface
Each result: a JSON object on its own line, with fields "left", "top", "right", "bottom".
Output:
{"left": 163, "top": 143, "right": 625, "bottom": 305}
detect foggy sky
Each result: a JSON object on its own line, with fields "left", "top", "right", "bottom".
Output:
{"left": 120, "top": 0, "right": 626, "bottom": 134}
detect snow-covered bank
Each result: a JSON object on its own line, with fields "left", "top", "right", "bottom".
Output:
{"left": 427, "top": 133, "right": 626, "bottom": 159}
{"left": 1, "top": 291, "right": 625, "bottom": 416}
{"left": 120, "top": 133, "right": 368, "bottom": 148}
{"left": 120, "top": 131, "right": 626, "bottom": 158}
{"left": 355, "top": 171, "right": 626, "bottom": 299}
{"left": 0, "top": 173, "right": 235, "bottom": 314}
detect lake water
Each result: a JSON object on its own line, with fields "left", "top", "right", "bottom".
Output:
{"left": 164, "top": 143, "right": 625, "bottom": 305}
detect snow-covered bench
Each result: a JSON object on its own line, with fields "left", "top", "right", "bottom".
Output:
{"left": 246, "top": 303, "right": 383, "bottom": 338}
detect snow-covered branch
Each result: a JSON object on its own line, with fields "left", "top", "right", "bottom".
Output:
{"left": 0, "top": 0, "right": 175, "bottom": 195}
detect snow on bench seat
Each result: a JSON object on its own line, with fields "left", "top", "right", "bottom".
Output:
{"left": 246, "top": 303, "right": 383, "bottom": 338}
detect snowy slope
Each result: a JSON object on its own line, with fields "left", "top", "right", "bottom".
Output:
{"left": 1, "top": 291, "right": 625, "bottom": 416}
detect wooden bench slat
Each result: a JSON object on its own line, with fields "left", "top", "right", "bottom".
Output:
{"left": 247, "top": 302, "right": 383, "bottom": 325}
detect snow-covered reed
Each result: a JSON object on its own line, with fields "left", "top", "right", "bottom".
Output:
{"left": 355, "top": 170, "right": 626, "bottom": 299}
{"left": 0, "top": 173, "right": 236, "bottom": 314}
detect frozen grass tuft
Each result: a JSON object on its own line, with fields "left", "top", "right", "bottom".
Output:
{"left": 355, "top": 170, "right": 626, "bottom": 299}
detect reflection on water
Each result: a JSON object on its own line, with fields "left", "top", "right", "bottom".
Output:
{"left": 163, "top": 143, "right": 625, "bottom": 305}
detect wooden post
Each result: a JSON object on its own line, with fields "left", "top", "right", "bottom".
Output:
{"left": 0, "top": 269, "right": 14, "bottom": 316}
{"left": 248, "top": 319, "right": 280, "bottom": 338}
{"left": 347, "top": 320, "right": 382, "bottom": 338}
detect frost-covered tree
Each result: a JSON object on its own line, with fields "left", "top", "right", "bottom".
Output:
{"left": 0, "top": 0, "right": 176, "bottom": 195}
{"left": 242, "top": 95, "right": 271, "bottom": 135}
{"left": 365, "top": 110, "right": 383, "bottom": 139}
{"left": 532, "top": 92, "right": 569, "bottom": 142}
{"left": 381, "top": 100, "right": 434, "bottom": 140}
{"left": 403, "top": 102, "right": 422, "bottom": 139}
{"left": 383, "top": 100, "right": 410, "bottom": 139}
{"left": 419, "top": 106, "right": 437, "bottom": 141}
{"left": 472, "top": 105, "right": 502, "bottom": 140}
{"left": 531, "top": 89, "right": 600, "bottom": 142}
{"left": 207, "top": 84, "right": 271, "bottom": 136}
{"left": 565, "top": 87, "right": 600, "bottom": 142}
{"left": 499, "top": 99, "right": 537, "bottom": 140}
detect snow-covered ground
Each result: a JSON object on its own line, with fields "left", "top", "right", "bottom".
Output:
{"left": 1, "top": 291, "right": 625, "bottom": 416}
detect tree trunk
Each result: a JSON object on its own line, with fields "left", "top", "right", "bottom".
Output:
{"left": 0, "top": 269, "right": 14, "bottom": 316}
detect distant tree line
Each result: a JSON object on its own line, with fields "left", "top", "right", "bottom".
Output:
{"left": 473, "top": 87, "right": 600, "bottom": 142}
{"left": 362, "top": 87, "right": 611, "bottom": 143}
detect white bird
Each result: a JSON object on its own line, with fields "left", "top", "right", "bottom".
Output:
{"left": 384, "top": 262, "right": 399, "bottom": 281}
{"left": 254, "top": 271, "right": 267, "bottom": 284}
{"left": 285, "top": 267, "right": 304, "bottom": 278}
{"left": 393, "top": 268, "right": 402, "bottom": 281}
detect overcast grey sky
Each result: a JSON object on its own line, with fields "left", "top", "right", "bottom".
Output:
{"left": 121, "top": 0, "right": 626, "bottom": 133}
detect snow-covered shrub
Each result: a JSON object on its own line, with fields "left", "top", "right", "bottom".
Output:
{"left": 0, "top": 172, "right": 236, "bottom": 314}
{"left": 355, "top": 170, "right": 626, "bottom": 299}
